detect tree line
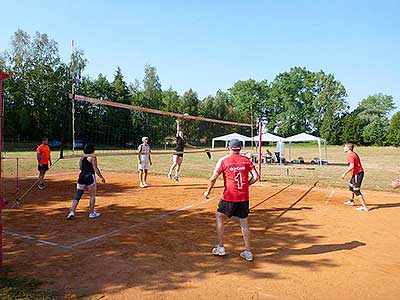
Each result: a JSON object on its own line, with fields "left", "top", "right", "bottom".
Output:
{"left": 1, "top": 29, "right": 399, "bottom": 148}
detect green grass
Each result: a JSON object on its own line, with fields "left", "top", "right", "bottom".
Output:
{"left": 0, "top": 273, "right": 57, "bottom": 300}
{"left": 2, "top": 145, "right": 400, "bottom": 192}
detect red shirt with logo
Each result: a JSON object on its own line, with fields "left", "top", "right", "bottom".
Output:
{"left": 214, "top": 153, "right": 256, "bottom": 202}
{"left": 347, "top": 151, "right": 363, "bottom": 176}
{"left": 36, "top": 144, "right": 51, "bottom": 164}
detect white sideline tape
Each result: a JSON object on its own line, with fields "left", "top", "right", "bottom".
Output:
{"left": 4, "top": 196, "right": 217, "bottom": 250}
{"left": 70, "top": 196, "right": 217, "bottom": 247}
{"left": 4, "top": 230, "right": 72, "bottom": 249}
{"left": 326, "top": 190, "right": 335, "bottom": 204}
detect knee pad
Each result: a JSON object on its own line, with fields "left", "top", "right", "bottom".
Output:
{"left": 74, "top": 189, "right": 84, "bottom": 201}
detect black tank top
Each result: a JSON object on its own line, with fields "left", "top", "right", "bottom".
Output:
{"left": 81, "top": 157, "right": 95, "bottom": 174}
{"left": 175, "top": 136, "right": 186, "bottom": 152}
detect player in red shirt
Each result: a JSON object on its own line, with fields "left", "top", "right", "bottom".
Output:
{"left": 341, "top": 143, "right": 369, "bottom": 211}
{"left": 36, "top": 137, "right": 52, "bottom": 190}
{"left": 204, "top": 139, "right": 259, "bottom": 261}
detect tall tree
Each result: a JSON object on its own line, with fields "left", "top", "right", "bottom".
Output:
{"left": 386, "top": 111, "right": 400, "bottom": 146}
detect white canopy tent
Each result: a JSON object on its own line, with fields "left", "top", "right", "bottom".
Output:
{"left": 211, "top": 133, "right": 253, "bottom": 149}
{"left": 253, "top": 132, "right": 283, "bottom": 143}
{"left": 283, "top": 133, "right": 328, "bottom": 165}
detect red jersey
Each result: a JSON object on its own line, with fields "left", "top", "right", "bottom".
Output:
{"left": 214, "top": 153, "right": 256, "bottom": 202}
{"left": 36, "top": 144, "right": 51, "bottom": 164}
{"left": 347, "top": 151, "right": 363, "bottom": 176}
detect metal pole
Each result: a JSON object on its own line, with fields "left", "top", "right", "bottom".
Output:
{"left": 0, "top": 70, "right": 10, "bottom": 272}
{"left": 16, "top": 158, "right": 19, "bottom": 194}
{"left": 258, "top": 120, "right": 262, "bottom": 180}
{"left": 71, "top": 40, "right": 76, "bottom": 152}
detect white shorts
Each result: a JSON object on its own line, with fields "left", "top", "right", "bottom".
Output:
{"left": 138, "top": 163, "right": 150, "bottom": 170}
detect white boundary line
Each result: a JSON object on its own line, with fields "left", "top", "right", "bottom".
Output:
{"left": 326, "top": 190, "right": 335, "bottom": 204}
{"left": 4, "top": 230, "right": 72, "bottom": 249}
{"left": 70, "top": 196, "right": 217, "bottom": 247}
{"left": 4, "top": 196, "right": 217, "bottom": 250}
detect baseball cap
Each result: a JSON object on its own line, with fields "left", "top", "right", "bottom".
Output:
{"left": 228, "top": 139, "right": 242, "bottom": 150}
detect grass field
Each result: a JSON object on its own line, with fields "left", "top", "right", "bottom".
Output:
{"left": 2, "top": 144, "right": 400, "bottom": 193}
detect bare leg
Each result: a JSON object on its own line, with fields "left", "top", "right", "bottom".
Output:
{"left": 357, "top": 194, "right": 368, "bottom": 207}
{"left": 144, "top": 169, "right": 148, "bottom": 183}
{"left": 175, "top": 157, "right": 183, "bottom": 176}
{"left": 169, "top": 155, "right": 178, "bottom": 175}
{"left": 139, "top": 170, "right": 144, "bottom": 184}
{"left": 239, "top": 218, "right": 251, "bottom": 251}
{"left": 216, "top": 212, "right": 225, "bottom": 246}
{"left": 88, "top": 184, "right": 97, "bottom": 213}
{"left": 38, "top": 170, "right": 45, "bottom": 185}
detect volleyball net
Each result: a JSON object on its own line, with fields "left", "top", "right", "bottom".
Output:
{"left": 62, "top": 93, "right": 255, "bottom": 159}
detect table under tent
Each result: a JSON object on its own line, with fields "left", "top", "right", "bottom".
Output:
{"left": 283, "top": 132, "right": 328, "bottom": 165}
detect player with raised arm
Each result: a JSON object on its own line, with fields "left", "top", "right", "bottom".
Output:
{"left": 167, "top": 119, "right": 196, "bottom": 181}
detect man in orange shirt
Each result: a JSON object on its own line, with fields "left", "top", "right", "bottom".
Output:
{"left": 341, "top": 143, "right": 369, "bottom": 211}
{"left": 36, "top": 137, "right": 52, "bottom": 190}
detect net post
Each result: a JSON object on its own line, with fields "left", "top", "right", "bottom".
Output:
{"left": 0, "top": 70, "right": 10, "bottom": 272}
{"left": 258, "top": 119, "right": 262, "bottom": 180}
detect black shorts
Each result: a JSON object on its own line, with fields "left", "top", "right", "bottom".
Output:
{"left": 349, "top": 171, "right": 364, "bottom": 196}
{"left": 217, "top": 199, "right": 249, "bottom": 219}
{"left": 38, "top": 164, "right": 49, "bottom": 172}
{"left": 78, "top": 172, "right": 95, "bottom": 186}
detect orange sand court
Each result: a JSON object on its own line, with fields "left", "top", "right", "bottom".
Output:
{"left": 3, "top": 172, "right": 400, "bottom": 300}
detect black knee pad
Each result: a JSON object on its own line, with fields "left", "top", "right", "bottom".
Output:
{"left": 74, "top": 189, "right": 84, "bottom": 201}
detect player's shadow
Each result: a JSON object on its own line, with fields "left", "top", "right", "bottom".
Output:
{"left": 368, "top": 202, "right": 400, "bottom": 211}
{"left": 270, "top": 241, "right": 366, "bottom": 257}
{"left": 3, "top": 177, "right": 342, "bottom": 298}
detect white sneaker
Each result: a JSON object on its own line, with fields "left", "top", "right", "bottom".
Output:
{"left": 344, "top": 199, "right": 355, "bottom": 206}
{"left": 174, "top": 175, "right": 179, "bottom": 182}
{"left": 212, "top": 245, "right": 226, "bottom": 256}
{"left": 89, "top": 211, "right": 101, "bottom": 219}
{"left": 140, "top": 182, "right": 145, "bottom": 188}
{"left": 167, "top": 173, "right": 172, "bottom": 179}
{"left": 38, "top": 183, "right": 46, "bottom": 190}
{"left": 143, "top": 182, "right": 149, "bottom": 187}
{"left": 240, "top": 250, "right": 254, "bottom": 261}
{"left": 356, "top": 206, "right": 369, "bottom": 212}
{"left": 66, "top": 211, "right": 74, "bottom": 220}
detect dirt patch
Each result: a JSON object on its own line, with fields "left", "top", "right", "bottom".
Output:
{"left": 3, "top": 172, "right": 400, "bottom": 300}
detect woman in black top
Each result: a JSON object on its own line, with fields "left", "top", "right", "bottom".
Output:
{"left": 167, "top": 120, "right": 196, "bottom": 181}
{"left": 67, "top": 143, "right": 106, "bottom": 220}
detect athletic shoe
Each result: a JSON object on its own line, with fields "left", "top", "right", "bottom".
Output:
{"left": 38, "top": 183, "right": 46, "bottom": 190}
{"left": 140, "top": 182, "right": 145, "bottom": 188}
{"left": 167, "top": 173, "right": 172, "bottom": 179}
{"left": 356, "top": 206, "right": 369, "bottom": 212}
{"left": 343, "top": 199, "right": 355, "bottom": 206}
{"left": 143, "top": 182, "right": 149, "bottom": 188}
{"left": 66, "top": 211, "right": 75, "bottom": 220}
{"left": 174, "top": 175, "right": 179, "bottom": 182}
{"left": 212, "top": 245, "right": 226, "bottom": 256}
{"left": 89, "top": 211, "right": 101, "bottom": 219}
{"left": 240, "top": 250, "right": 254, "bottom": 262}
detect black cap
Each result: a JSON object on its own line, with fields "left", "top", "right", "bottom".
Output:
{"left": 228, "top": 139, "right": 242, "bottom": 150}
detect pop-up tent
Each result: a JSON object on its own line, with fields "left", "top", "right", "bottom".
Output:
{"left": 253, "top": 132, "right": 283, "bottom": 143}
{"left": 211, "top": 133, "right": 253, "bottom": 148}
{"left": 283, "top": 132, "right": 327, "bottom": 165}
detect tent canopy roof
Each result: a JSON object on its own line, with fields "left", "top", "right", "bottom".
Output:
{"left": 283, "top": 132, "right": 325, "bottom": 143}
{"left": 212, "top": 133, "right": 253, "bottom": 142}
{"left": 253, "top": 132, "right": 283, "bottom": 142}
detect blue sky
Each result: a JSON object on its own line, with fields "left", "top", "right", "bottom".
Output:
{"left": 1, "top": 0, "right": 399, "bottom": 110}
